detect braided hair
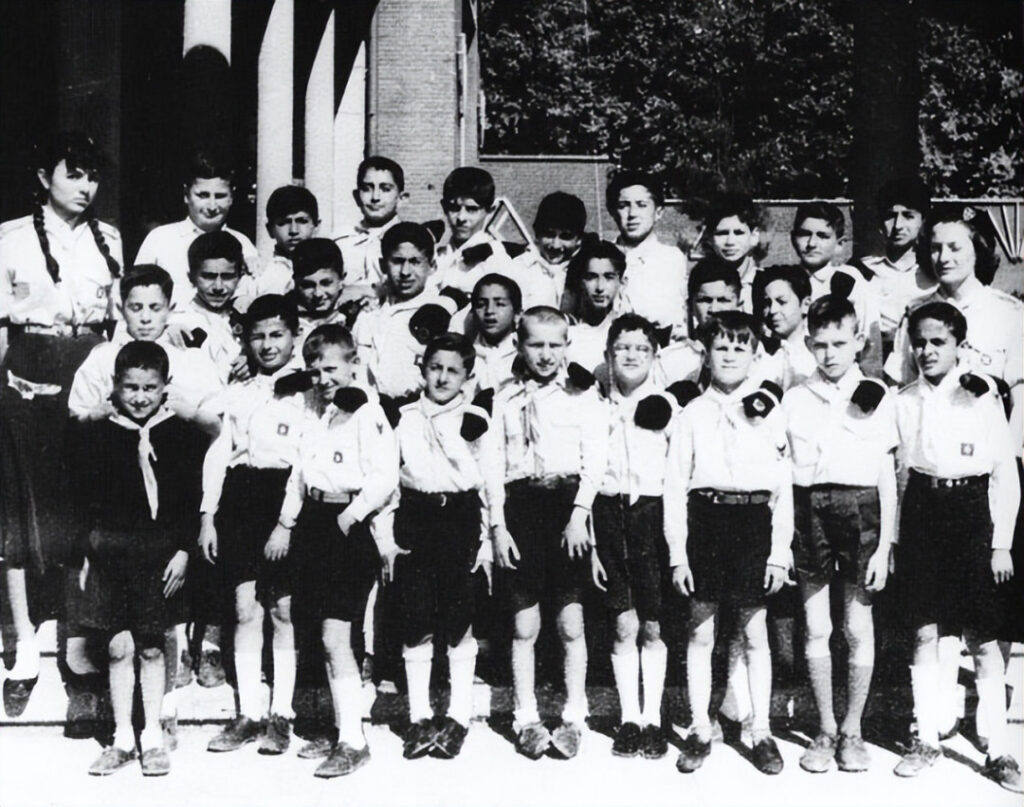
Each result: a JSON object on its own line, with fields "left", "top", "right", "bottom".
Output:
{"left": 33, "top": 131, "right": 120, "bottom": 284}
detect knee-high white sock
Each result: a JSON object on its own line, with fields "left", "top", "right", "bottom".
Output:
{"left": 512, "top": 638, "right": 539, "bottom": 726}
{"left": 936, "top": 636, "right": 963, "bottom": 732}
{"left": 612, "top": 650, "right": 642, "bottom": 726}
{"left": 363, "top": 583, "right": 378, "bottom": 656}
{"left": 746, "top": 642, "right": 773, "bottom": 738}
{"left": 234, "top": 650, "right": 264, "bottom": 720}
{"left": 910, "top": 663, "right": 940, "bottom": 746}
{"left": 271, "top": 648, "right": 296, "bottom": 719}
{"left": 403, "top": 643, "right": 433, "bottom": 723}
{"left": 722, "top": 634, "right": 752, "bottom": 723}
{"left": 640, "top": 642, "right": 667, "bottom": 727}
{"left": 976, "top": 676, "right": 1009, "bottom": 758}
{"left": 336, "top": 674, "right": 366, "bottom": 749}
{"left": 562, "top": 637, "right": 588, "bottom": 725}
{"left": 447, "top": 639, "right": 478, "bottom": 727}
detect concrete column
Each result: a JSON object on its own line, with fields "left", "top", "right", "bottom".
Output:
{"left": 333, "top": 41, "right": 367, "bottom": 233}
{"left": 304, "top": 11, "right": 335, "bottom": 236}
{"left": 183, "top": 0, "right": 231, "bottom": 61}
{"left": 256, "top": 0, "right": 295, "bottom": 265}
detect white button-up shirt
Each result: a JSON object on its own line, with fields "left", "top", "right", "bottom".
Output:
{"left": 862, "top": 252, "right": 937, "bottom": 338}
{"left": 807, "top": 263, "right": 883, "bottom": 371}
{"left": 510, "top": 248, "right": 571, "bottom": 310}
{"left": 69, "top": 332, "right": 223, "bottom": 424}
{"left": 200, "top": 365, "right": 310, "bottom": 514}
{"left": 654, "top": 339, "right": 704, "bottom": 386}
{"left": 784, "top": 367, "right": 898, "bottom": 488}
{"left": 279, "top": 397, "right": 398, "bottom": 525}
{"left": 134, "top": 219, "right": 259, "bottom": 310}
{"left": 333, "top": 217, "right": 401, "bottom": 289}
{"left": 473, "top": 332, "right": 517, "bottom": 393}
{"left": 567, "top": 315, "right": 614, "bottom": 374}
{"left": 484, "top": 373, "right": 609, "bottom": 527}
{"left": 256, "top": 252, "right": 294, "bottom": 296}
{"left": 664, "top": 380, "right": 793, "bottom": 568}
{"left": 170, "top": 298, "right": 245, "bottom": 384}
{"left": 0, "top": 206, "right": 122, "bottom": 327}
{"left": 599, "top": 378, "right": 677, "bottom": 501}
{"left": 617, "top": 234, "right": 688, "bottom": 330}
{"left": 896, "top": 369, "right": 1019, "bottom": 550}
{"left": 435, "top": 231, "right": 514, "bottom": 296}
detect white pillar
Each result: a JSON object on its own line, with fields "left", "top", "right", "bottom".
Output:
{"left": 183, "top": 0, "right": 231, "bottom": 61}
{"left": 304, "top": 11, "right": 335, "bottom": 237}
{"left": 333, "top": 41, "right": 367, "bottom": 234}
{"left": 256, "top": 0, "right": 295, "bottom": 266}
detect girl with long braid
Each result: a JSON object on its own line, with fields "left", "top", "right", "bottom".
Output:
{"left": 0, "top": 132, "right": 122, "bottom": 717}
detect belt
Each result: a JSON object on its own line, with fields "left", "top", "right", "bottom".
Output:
{"left": 306, "top": 487, "right": 354, "bottom": 504}
{"left": 400, "top": 487, "right": 475, "bottom": 509}
{"left": 909, "top": 470, "right": 988, "bottom": 490}
{"left": 9, "top": 321, "right": 108, "bottom": 338}
{"left": 517, "top": 474, "right": 580, "bottom": 491}
{"left": 692, "top": 488, "right": 771, "bottom": 506}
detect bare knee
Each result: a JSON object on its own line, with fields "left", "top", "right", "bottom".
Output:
{"left": 270, "top": 597, "right": 292, "bottom": 628}
{"left": 108, "top": 632, "right": 135, "bottom": 663}
{"left": 556, "top": 605, "right": 584, "bottom": 643}
{"left": 614, "top": 611, "right": 639, "bottom": 646}
{"left": 689, "top": 619, "right": 715, "bottom": 650}
{"left": 514, "top": 607, "right": 541, "bottom": 643}
{"left": 640, "top": 620, "right": 661, "bottom": 647}
{"left": 138, "top": 644, "right": 163, "bottom": 663}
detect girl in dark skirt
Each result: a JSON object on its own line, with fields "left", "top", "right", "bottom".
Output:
{"left": 0, "top": 132, "right": 122, "bottom": 715}
{"left": 891, "top": 302, "right": 1021, "bottom": 793}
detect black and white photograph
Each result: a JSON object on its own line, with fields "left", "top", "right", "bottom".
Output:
{"left": 0, "top": 1, "right": 1022, "bottom": 805}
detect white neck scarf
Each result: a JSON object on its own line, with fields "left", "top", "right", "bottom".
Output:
{"left": 108, "top": 407, "right": 176, "bottom": 520}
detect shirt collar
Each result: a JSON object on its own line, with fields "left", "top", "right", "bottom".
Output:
{"left": 807, "top": 364, "right": 864, "bottom": 400}
{"left": 703, "top": 376, "right": 760, "bottom": 406}
{"left": 442, "top": 229, "right": 492, "bottom": 255}
{"left": 737, "top": 255, "right": 759, "bottom": 285}
{"left": 418, "top": 392, "right": 465, "bottom": 418}
{"left": 43, "top": 202, "right": 90, "bottom": 238}
{"left": 937, "top": 276, "right": 984, "bottom": 308}
{"left": 609, "top": 375, "right": 659, "bottom": 404}
{"left": 616, "top": 233, "right": 661, "bottom": 261}
{"left": 475, "top": 331, "right": 516, "bottom": 354}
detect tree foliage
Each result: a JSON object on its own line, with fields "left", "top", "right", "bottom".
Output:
{"left": 479, "top": 0, "right": 1023, "bottom": 198}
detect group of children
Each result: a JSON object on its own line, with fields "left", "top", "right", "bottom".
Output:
{"left": 0, "top": 133, "right": 1021, "bottom": 792}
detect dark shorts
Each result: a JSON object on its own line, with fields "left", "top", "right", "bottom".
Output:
{"left": 687, "top": 491, "right": 772, "bottom": 608}
{"left": 77, "top": 527, "right": 185, "bottom": 640}
{"left": 0, "top": 330, "right": 101, "bottom": 572}
{"left": 794, "top": 485, "right": 880, "bottom": 589}
{"left": 393, "top": 488, "right": 482, "bottom": 647}
{"left": 217, "top": 465, "right": 292, "bottom": 602}
{"left": 896, "top": 471, "right": 1000, "bottom": 638}
{"left": 291, "top": 499, "right": 379, "bottom": 624}
{"left": 593, "top": 495, "right": 666, "bottom": 621}
{"left": 998, "top": 459, "right": 1024, "bottom": 642}
{"left": 499, "top": 478, "right": 586, "bottom": 613}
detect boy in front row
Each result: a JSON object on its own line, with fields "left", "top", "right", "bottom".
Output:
{"left": 591, "top": 314, "right": 685, "bottom": 760}
{"left": 277, "top": 324, "right": 399, "bottom": 778}
{"left": 665, "top": 312, "right": 792, "bottom": 775}
{"left": 387, "top": 333, "right": 494, "bottom": 760}
{"left": 783, "top": 296, "right": 896, "bottom": 774}
{"left": 485, "top": 307, "right": 608, "bottom": 760}
{"left": 70, "top": 342, "right": 210, "bottom": 776}
{"left": 891, "top": 302, "right": 1021, "bottom": 792}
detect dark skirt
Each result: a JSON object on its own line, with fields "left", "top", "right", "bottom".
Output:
{"left": 1, "top": 330, "right": 102, "bottom": 575}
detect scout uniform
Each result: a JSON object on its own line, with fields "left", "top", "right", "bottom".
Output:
{"left": 435, "top": 231, "right": 514, "bottom": 296}
{"left": 567, "top": 314, "right": 616, "bottom": 375}
{"left": 783, "top": 367, "right": 897, "bottom": 587}
{"left": 334, "top": 217, "right": 401, "bottom": 292}
{"left": 472, "top": 331, "right": 517, "bottom": 393}
{"left": 664, "top": 379, "right": 793, "bottom": 606}
{"left": 68, "top": 333, "right": 223, "bottom": 425}
{"left": 805, "top": 263, "right": 883, "bottom": 376}
{"left": 735, "top": 255, "right": 760, "bottom": 314}
{"left": 617, "top": 234, "right": 688, "bottom": 332}
{"left": 170, "top": 297, "right": 246, "bottom": 384}
{"left": 862, "top": 252, "right": 936, "bottom": 346}
{"left": 654, "top": 339, "right": 704, "bottom": 387}
{"left": 0, "top": 206, "right": 122, "bottom": 576}
{"left": 255, "top": 248, "right": 295, "bottom": 297}
{"left": 134, "top": 219, "right": 258, "bottom": 311}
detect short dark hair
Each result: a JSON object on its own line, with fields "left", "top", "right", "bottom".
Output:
{"left": 793, "top": 201, "right": 845, "bottom": 240}
{"left": 121, "top": 264, "right": 173, "bottom": 303}
{"left": 927, "top": 203, "right": 1000, "bottom": 285}
{"left": 187, "top": 230, "right": 244, "bottom": 278}
{"left": 114, "top": 340, "right": 169, "bottom": 382}
{"left": 183, "top": 150, "right": 233, "bottom": 186}
{"left": 534, "top": 192, "right": 586, "bottom": 234}
{"left": 243, "top": 294, "right": 299, "bottom": 338}
{"left": 908, "top": 300, "right": 967, "bottom": 345}
{"left": 687, "top": 257, "right": 742, "bottom": 298}
{"left": 422, "top": 332, "right": 476, "bottom": 374}
{"left": 357, "top": 156, "right": 405, "bottom": 192}
{"left": 472, "top": 273, "right": 522, "bottom": 312}
{"left": 607, "top": 313, "right": 659, "bottom": 352}
{"left": 442, "top": 166, "right": 496, "bottom": 209}
{"left": 266, "top": 185, "right": 318, "bottom": 223}
{"left": 876, "top": 177, "right": 930, "bottom": 219}
{"left": 381, "top": 221, "right": 435, "bottom": 262}
{"left": 697, "top": 310, "right": 759, "bottom": 351}
{"left": 806, "top": 294, "right": 858, "bottom": 335}
{"left": 606, "top": 171, "right": 664, "bottom": 211}
{"left": 754, "top": 264, "right": 812, "bottom": 306}
{"left": 302, "top": 323, "right": 356, "bottom": 364}
{"left": 292, "top": 238, "right": 344, "bottom": 280}
{"left": 703, "top": 191, "right": 760, "bottom": 232}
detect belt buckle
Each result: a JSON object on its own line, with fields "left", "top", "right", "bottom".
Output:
{"left": 309, "top": 487, "right": 324, "bottom": 502}
{"left": 438, "top": 493, "right": 448, "bottom": 508}
{"left": 943, "top": 479, "right": 954, "bottom": 489}
{"left": 710, "top": 491, "right": 721, "bottom": 505}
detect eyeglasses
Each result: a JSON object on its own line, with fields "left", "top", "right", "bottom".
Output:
{"left": 610, "top": 344, "right": 654, "bottom": 356}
